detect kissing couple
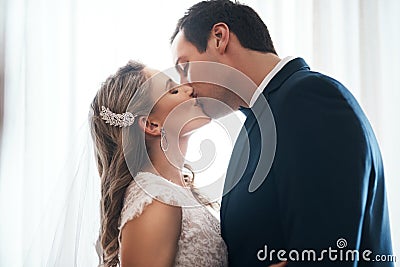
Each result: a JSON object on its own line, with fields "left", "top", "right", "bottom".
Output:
{"left": 90, "top": 1, "right": 393, "bottom": 266}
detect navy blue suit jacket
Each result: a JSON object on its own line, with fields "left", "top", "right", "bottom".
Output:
{"left": 220, "top": 58, "right": 393, "bottom": 266}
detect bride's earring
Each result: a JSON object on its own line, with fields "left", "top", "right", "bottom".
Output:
{"left": 160, "top": 127, "right": 169, "bottom": 152}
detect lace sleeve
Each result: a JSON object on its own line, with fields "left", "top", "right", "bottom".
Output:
{"left": 118, "top": 181, "right": 154, "bottom": 233}
{"left": 118, "top": 172, "right": 191, "bottom": 234}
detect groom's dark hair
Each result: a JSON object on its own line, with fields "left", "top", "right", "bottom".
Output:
{"left": 171, "top": 0, "right": 277, "bottom": 54}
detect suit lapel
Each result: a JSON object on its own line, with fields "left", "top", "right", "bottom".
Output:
{"left": 221, "top": 109, "right": 253, "bottom": 223}
{"left": 222, "top": 108, "right": 253, "bottom": 196}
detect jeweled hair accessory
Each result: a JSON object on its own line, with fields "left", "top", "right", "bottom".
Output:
{"left": 100, "top": 106, "right": 137, "bottom": 127}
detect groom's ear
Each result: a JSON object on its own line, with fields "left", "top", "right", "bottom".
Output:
{"left": 137, "top": 116, "right": 161, "bottom": 137}
{"left": 210, "top": 23, "right": 230, "bottom": 55}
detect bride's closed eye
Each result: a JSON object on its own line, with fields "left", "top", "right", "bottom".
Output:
{"left": 169, "top": 88, "right": 179, "bottom": 94}
{"left": 165, "top": 78, "right": 174, "bottom": 91}
{"left": 166, "top": 78, "right": 180, "bottom": 95}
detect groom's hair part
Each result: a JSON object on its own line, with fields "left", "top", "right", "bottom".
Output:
{"left": 171, "top": 0, "right": 277, "bottom": 54}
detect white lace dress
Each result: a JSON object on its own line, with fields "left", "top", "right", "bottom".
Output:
{"left": 118, "top": 172, "right": 228, "bottom": 267}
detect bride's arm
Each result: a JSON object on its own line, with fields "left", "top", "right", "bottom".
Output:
{"left": 120, "top": 200, "right": 182, "bottom": 267}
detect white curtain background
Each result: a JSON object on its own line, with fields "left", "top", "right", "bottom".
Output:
{"left": 0, "top": 0, "right": 399, "bottom": 266}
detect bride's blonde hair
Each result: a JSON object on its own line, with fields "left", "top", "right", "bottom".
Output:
{"left": 90, "top": 61, "right": 152, "bottom": 266}
{"left": 90, "top": 60, "right": 215, "bottom": 266}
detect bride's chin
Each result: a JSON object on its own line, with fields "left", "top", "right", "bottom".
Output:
{"left": 180, "top": 117, "right": 211, "bottom": 136}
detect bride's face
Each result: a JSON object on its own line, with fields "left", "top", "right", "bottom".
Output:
{"left": 146, "top": 68, "right": 211, "bottom": 136}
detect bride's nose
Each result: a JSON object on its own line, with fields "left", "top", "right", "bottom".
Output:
{"left": 183, "top": 85, "right": 194, "bottom": 97}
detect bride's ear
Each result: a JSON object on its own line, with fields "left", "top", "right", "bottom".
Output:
{"left": 137, "top": 116, "right": 161, "bottom": 136}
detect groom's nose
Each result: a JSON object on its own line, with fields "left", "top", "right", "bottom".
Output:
{"left": 180, "top": 74, "right": 189, "bottom": 85}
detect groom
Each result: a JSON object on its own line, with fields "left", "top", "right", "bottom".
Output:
{"left": 171, "top": 0, "right": 393, "bottom": 266}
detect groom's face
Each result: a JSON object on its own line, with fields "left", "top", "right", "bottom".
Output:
{"left": 171, "top": 31, "right": 238, "bottom": 118}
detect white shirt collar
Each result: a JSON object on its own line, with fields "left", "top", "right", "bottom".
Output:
{"left": 249, "top": 56, "right": 296, "bottom": 107}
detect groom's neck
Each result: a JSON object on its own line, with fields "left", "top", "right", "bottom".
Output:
{"left": 231, "top": 51, "right": 281, "bottom": 105}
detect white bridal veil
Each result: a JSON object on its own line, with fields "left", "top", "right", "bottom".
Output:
{"left": 22, "top": 120, "right": 102, "bottom": 267}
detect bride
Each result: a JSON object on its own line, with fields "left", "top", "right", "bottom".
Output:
{"left": 89, "top": 60, "right": 228, "bottom": 267}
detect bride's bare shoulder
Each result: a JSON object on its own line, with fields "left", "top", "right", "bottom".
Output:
{"left": 120, "top": 199, "right": 182, "bottom": 266}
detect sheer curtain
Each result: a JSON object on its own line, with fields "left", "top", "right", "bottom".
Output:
{"left": 0, "top": 0, "right": 398, "bottom": 266}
